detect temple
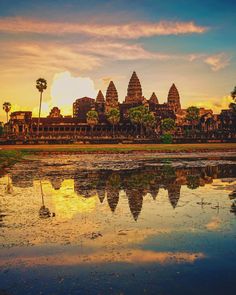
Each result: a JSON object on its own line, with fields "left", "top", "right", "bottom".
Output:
{"left": 4, "top": 71, "right": 236, "bottom": 143}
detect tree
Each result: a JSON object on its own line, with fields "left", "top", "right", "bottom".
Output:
{"left": 3, "top": 102, "right": 11, "bottom": 137}
{"left": 106, "top": 108, "right": 120, "bottom": 137}
{"left": 36, "top": 78, "right": 47, "bottom": 136}
{"left": 128, "top": 105, "right": 148, "bottom": 137}
{"left": 3, "top": 102, "right": 11, "bottom": 123}
{"left": 161, "top": 118, "right": 175, "bottom": 133}
{"left": 185, "top": 106, "right": 200, "bottom": 135}
{"left": 86, "top": 110, "right": 98, "bottom": 137}
{"left": 143, "top": 112, "right": 156, "bottom": 137}
{"left": 229, "top": 86, "right": 236, "bottom": 113}
{"left": 231, "top": 86, "right": 236, "bottom": 100}
{"left": 186, "top": 106, "right": 200, "bottom": 128}
{"left": 0, "top": 122, "right": 4, "bottom": 137}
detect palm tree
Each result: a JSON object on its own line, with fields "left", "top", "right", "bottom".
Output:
{"left": 86, "top": 110, "right": 98, "bottom": 137}
{"left": 161, "top": 118, "right": 176, "bottom": 134}
{"left": 36, "top": 78, "right": 47, "bottom": 136}
{"left": 106, "top": 108, "right": 120, "bottom": 138}
{"left": 39, "top": 180, "right": 51, "bottom": 219}
{"left": 143, "top": 112, "right": 156, "bottom": 137}
{"left": 160, "top": 118, "right": 176, "bottom": 143}
{"left": 230, "top": 86, "right": 236, "bottom": 113}
{"left": 3, "top": 102, "right": 11, "bottom": 123}
{"left": 128, "top": 105, "right": 148, "bottom": 137}
{"left": 3, "top": 102, "right": 11, "bottom": 136}
{"left": 185, "top": 106, "right": 200, "bottom": 133}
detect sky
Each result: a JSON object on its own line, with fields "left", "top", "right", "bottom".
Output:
{"left": 0, "top": 0, "right": 235, "bottom": 121}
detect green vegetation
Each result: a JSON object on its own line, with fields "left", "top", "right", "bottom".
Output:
{"left": 0, "top": 123, "right": 4, "bottom": 137}
{"left": 161, "top": 118, "right": 175, "bottom": 133}
{"left": 0, "top": 143, "right": 235, "bottom": 155}
{"left": 86, "top": 110, "right": 99, "bottom": 136}
{"left": 160, "top": 133, "right": 173, "bottom": 144}
{"left": 0, "top": 150, "right": 27, "bottom": 168}
{"left": 128, "top": 105, "right": 156, "bottom": 137}
{"left": 230, "top": 86, "right": 236, "bottom": 112}
{"left": 186, "top": 106, "right": 200, "bottom": 131}
{"left": 0, "top": 143, "right": 235, "bottom": 171}
{"left": 106, "top": 108, "right": 120, "bottom": 137}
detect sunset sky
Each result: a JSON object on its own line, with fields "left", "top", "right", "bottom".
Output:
{"left": 0, "top": 0, "right": 235, "bottom": 121}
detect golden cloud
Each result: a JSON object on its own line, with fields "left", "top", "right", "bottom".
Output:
{"left": 195, "top": 95, "right": 232, "bottom": 113}
{"left": 205, "top": 217, "right": 221, "bottom": 231}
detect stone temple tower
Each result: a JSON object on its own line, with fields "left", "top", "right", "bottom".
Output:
{"left": 149, "top": 92, "right": 159, "bottom": 104}
{"left": 105, "top": 81, "right": 119, "bottom": 112}
{"left": 96, "top": 90, "right": 105, "bottom": 103}
{"left": 167, "top": 83, "right": 181, "bottom": 113}
{"left": 125, "top": 71, "right": 144, "bottom": 103}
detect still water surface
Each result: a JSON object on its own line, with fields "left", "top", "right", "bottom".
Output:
{"left": 0, "top": 154, "right": 236, "bottom": 294}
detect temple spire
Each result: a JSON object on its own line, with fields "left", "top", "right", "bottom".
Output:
{"left": 167, "top": 83, "right": 181, "bottom": 113}
{"left": 149, "top": 92, "right": 158, "bottom": 104}
{"left": 125, "top": 71, "right": 144, "bottom": 103}
{"left": 105, "top": 81, "right": 119, "bottom": 112}
{"left": 96, "top": 90, "right": 105, "bottom": 103}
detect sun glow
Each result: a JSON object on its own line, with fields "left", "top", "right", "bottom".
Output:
{"left": 50, "top": 71, "right": 98, "bottom": 116}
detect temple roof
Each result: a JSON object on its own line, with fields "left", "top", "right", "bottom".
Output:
{"left": 149, "top": 92, "right": 159, "bottom": 104}
{"left": 96, "top": 90, "right": 105, "bottom": 103}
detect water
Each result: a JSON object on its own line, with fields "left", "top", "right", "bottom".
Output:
{"left": 0, "top": 154, "right": 236, "bottom": 295}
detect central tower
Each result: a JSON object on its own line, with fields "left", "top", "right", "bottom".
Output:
{"left": 125, "top": 71, "right": 144, "bottom": 104}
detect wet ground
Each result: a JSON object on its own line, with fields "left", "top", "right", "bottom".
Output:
{"left": 0, "top": 153, "right": 236, "bottom": 295}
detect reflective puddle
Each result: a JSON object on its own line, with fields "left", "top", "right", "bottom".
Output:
{"left": 0, "top": 154, "right": 236, "bottom": 295}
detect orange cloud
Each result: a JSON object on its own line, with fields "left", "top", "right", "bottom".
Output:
{"left": 0, "top": 250, "right": 205, "bottom": 267}
{"left": 0, "top": 17, "right": 208, "bottom": 39}
{"left": 206, "top": 217, "right": 221, "bottom": 231}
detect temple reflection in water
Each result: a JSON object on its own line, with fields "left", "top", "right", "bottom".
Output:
{"left": 6, "top": 163, "right": 236, "bottom": 221}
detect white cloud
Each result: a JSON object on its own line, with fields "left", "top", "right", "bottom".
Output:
{"left": 203, "top": 53, "right": 230, "bottom": 71}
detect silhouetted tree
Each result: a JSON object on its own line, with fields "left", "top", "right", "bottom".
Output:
{"left": 106, "top": 108, "right": 120, "bottom": 137}
{"left": 36, "top": 78, "right": 47, "bottom": 136}
{"left": 143, "top": 112, "right": 156, "bottom": 137}
{"left": 229, "top": 86, "right": 236, "bottom": 113}
{"left": 186, "top": 106, "right": 200, "bottom": 132}
{"left": 128, "top": 105, "right": 149, "bottom": 137}
{"left": 86, "top": 110, "right": 98, "bottom": 137}
{"left": 3, "top": 102, "right": 11, "bottom": 136}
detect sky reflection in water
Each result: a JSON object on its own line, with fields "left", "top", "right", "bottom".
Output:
{"left": 0, "top": 155, "right": 236, "bottom": 295}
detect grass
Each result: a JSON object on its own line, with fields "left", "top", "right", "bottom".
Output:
{"left": 1, "top": 143, "right": 236, "bottom": 153}
{"left": 0, "top": 143, "right": 235, "bottom": 169}
{"left": 0, "top": 150, "right": 27, "bottom": 168}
